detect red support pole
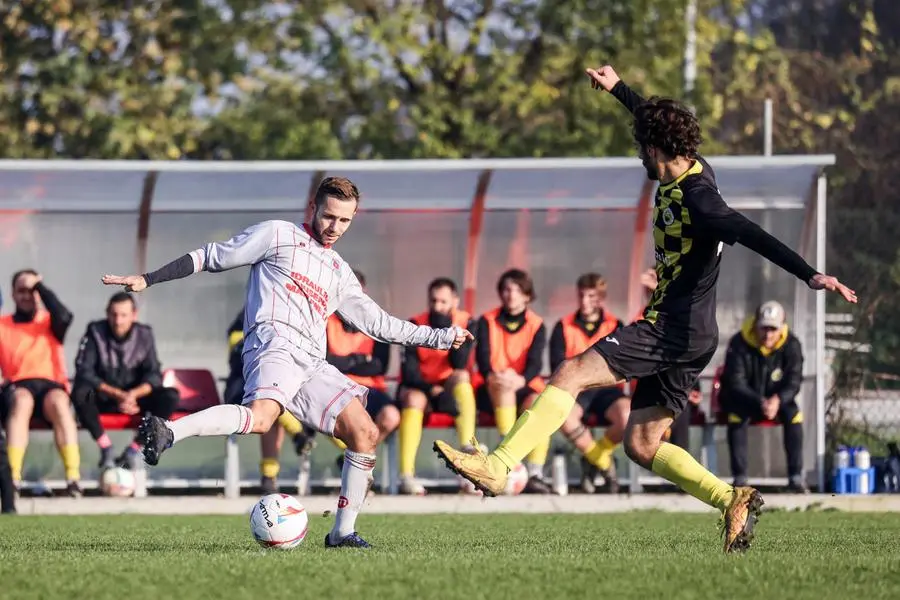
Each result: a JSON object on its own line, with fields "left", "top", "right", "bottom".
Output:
{"left": 463, "top": 170, "right": 492, "bottom": 314}
{"left": 136, "top": 171, "right": 158, "bottom": 274}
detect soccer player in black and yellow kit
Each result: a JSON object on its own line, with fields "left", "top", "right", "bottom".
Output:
{"left": 434, "top": 64, "right": 857, "bottom": 553}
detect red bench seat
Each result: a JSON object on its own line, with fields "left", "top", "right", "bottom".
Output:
{"left": 29, "top": 368, "right": 220, "bottom": 430}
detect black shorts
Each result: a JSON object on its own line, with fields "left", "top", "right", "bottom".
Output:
{"left": 576, "top": 388, "right": 627, "bottom": 424}
{"left": 1, "top": 378, "right": 67, "bottom": 421}
{"left": 591, "top": 319, "right": 715, "bottom": 417}
{"left": 364, "top": 388, "right": 396, "bottom": 420}
{"left": 397, "top": 383, "right": 459, "bottom": 415}
{"left": 475, "top": 385, "right": 538, "bottom": 413}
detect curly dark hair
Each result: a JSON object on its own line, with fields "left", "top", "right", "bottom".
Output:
{"left": 632, "top": 97, "right": 703, "bottom": 159}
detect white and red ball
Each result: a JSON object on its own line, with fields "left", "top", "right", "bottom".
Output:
{"left": 100, "top": 467, "right": 135, "bottom": 497}
{"left": 504, "top": 463, "right": 529, "bottom": 496}
{"left": 249, "top": 493, "right": 309, "bottom": 550}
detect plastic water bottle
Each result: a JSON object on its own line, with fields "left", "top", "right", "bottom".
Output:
{"left": 551, "top": 452, "right": 568, "bottom": 496}
{"left": 855, "top": 447, "right": 871, "bottom": 494}
{"left": 834, "top": 445, "right": 850, "bottom": 470}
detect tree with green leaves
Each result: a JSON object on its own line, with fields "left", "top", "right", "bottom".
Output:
{"left": 0, "top": 0, "right": 283, "bottom": 158}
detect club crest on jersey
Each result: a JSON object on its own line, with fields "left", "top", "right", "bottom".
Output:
{"left": 333, "top": 259, "right": 340, "bottom": 270}
{"left": 662, "top": 207, "right": 675, "bottom": 226}
{"left": 771, "top": 368, "right": 783, "bottom": 382}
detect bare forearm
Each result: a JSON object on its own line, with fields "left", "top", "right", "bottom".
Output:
{"left": 130, "top": 382, "right": 154, "bottom": 399}
{"left": 98, "top": 382, "right": 124, "bottom": 400}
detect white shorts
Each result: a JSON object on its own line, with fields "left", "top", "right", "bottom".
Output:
{"left": 241, "top": 335, "right": 368, "bottom": 435}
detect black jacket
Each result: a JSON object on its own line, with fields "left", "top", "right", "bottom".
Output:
{"left": 720, "top": 319, "right": 804, "bottom": 409}
{"left": 74, "top": 320, "right": 163, "bottom": 391}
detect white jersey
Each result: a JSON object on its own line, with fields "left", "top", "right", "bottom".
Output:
{"left": 188, "top": 220, "right": 458, "bottom": 358}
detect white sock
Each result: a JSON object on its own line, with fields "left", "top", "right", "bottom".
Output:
{"left": 330, "top": 449, "right": 376, "bottom": 540}
{"left": 167, "top": 405, "right": 254, "bottom": 445}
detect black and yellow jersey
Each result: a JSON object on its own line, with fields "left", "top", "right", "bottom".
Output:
{"left": 609, "top": 81, "right": 818, "bottom": 337}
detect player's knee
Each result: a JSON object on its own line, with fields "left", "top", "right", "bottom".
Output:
{"left": 609, "top": 399, "right": 630, "bottom": 429}
{"left": 447, "top": 370, "right": 470, "bottom": 386}
{"left": 42, "top": 391, "right": 71, "bottom": 421}
{"left": 400, "top": 389, "right": 427, "bottom": 410}
{"left": 379, "top": 404, "right": 401, "bottom": 434}
{"left": 249, "top": 400, "right": 282, "bottom": 433}
{"left": 623, "top": 428, "right": 656, "bottom": 468}
{"left": 11, "top": 389, "right": 35, "bottom": 414}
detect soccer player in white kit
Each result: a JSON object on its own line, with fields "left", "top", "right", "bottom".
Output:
{"left": 102, "top": 177, "right": 473, "bottom": 548}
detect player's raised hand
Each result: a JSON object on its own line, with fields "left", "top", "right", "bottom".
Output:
{"left": 451, "top": 328, "right": 474, "bottom": 350}
{"left": 102, "top": 274, "right": 148, "bottom": 293}
{"left": 585, "top": 65, "right": 620, "bottom": 92}
{"left": 809, "top": 273, "right": 857, "bottom": 304}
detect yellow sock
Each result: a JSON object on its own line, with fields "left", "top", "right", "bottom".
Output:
{"left": 260, "top": 457, "right": 280, "bottom": 479}
{"left": 60, "top": 444, "right": 80, "bottom": 482}
{"left": 492, "top": 385, "right": 575, "bottom": 471}
{"left": 525, "top": 436, "right": 550, "bottom": 468}
{"left": 452, "top": 382, "right": 477, "bottom": 448}
{"left": 330, "top": 437, "right": 347, "bottom": 451}
{"left": 494, "top": 405, "right": 517, "bottom": 436}
{"left": 7, "top": 446, "right": 24, "bottom": 483}
{"left": 584, "top": 435, "right": 618, "bottom": 470}
{"left": 651, "top": 442, "right": 734, "bottom": 511}
{"left": 399, "top": 407, "right": 424, "bottom": 477}
{"left": 277, "top": 412, "right": 302, "bottom": 436}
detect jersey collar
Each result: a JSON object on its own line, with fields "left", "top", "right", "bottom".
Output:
{"left": 302, "top": 223, "right": 332, "bottom": 249}
{"left": 659, "top": 159, "right": 704, "bottom": 193}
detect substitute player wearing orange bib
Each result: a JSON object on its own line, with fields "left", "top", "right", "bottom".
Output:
{"left": 396, "top": 278, "right": 477, "bottom": 495}
{"left": 553, "top": 273, "right": 629, "bottom": 494}
{"left": 474, "top": 269, "right": 550, "bottom": 494}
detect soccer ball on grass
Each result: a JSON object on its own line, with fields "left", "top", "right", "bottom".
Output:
{"left": 249, "top": 493, "right": 309, "bottom": 549}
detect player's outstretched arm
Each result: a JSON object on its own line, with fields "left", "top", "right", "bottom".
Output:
{"left": 585, "top": 64, "right": 646, "bottom": 114}
{"left": 336, "top": 274, "right": 472, "bottom": 351}
{"left": 102, "top": 221, "right": 276, "bottom": 292}
{"left": 689, "top": 185, "right": 857, "bottom": 304}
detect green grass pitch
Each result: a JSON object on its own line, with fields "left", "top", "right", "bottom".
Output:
{"left": 1, "top": 511, "right": 898, "bottom": 599}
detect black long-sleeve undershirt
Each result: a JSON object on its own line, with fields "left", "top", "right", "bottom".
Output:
{"left": 143, "top": 254, "right": 195, "bottom": 287}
